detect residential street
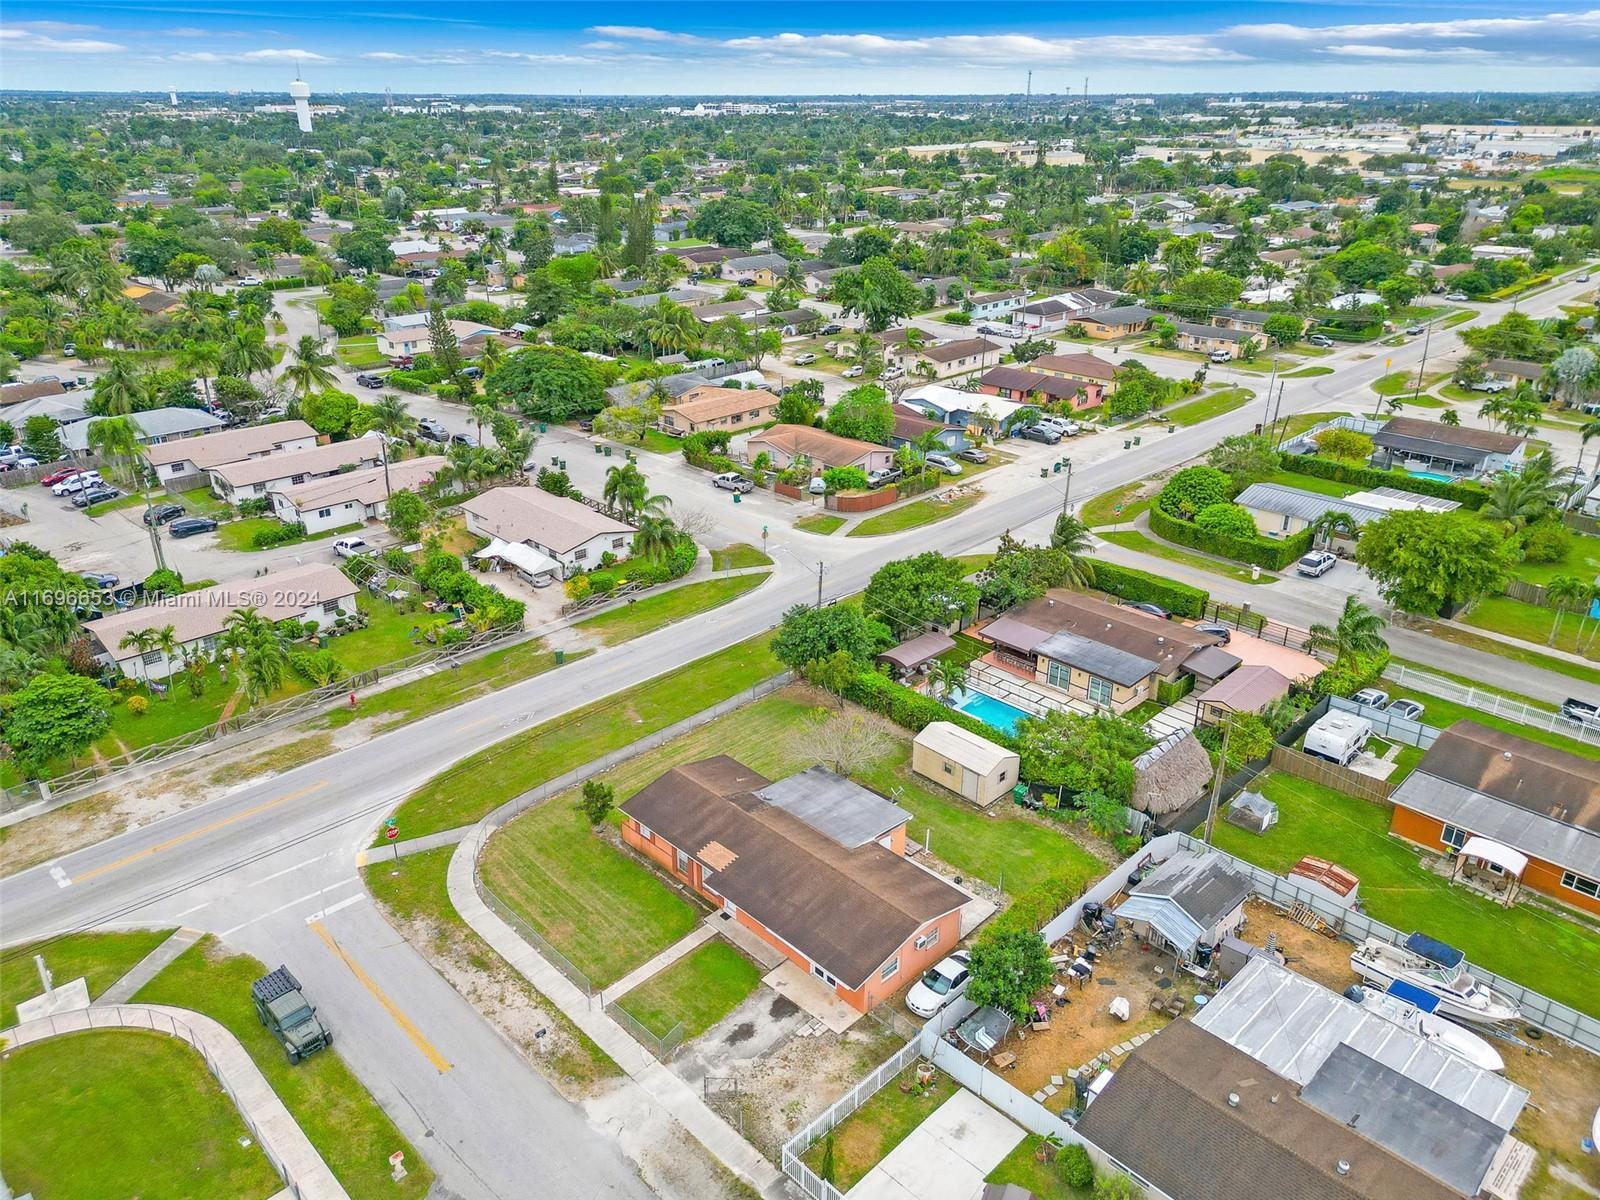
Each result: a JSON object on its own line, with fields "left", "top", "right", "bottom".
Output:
{"left": 3, "top": 269, "right": 1595, "bottom": 1197}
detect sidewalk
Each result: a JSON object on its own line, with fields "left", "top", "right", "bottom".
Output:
{"left": 446, "top": 826, "right": 785, "bottom": 1199}
{"left": 1, "top": 1003, "right": 348, "bottom": 1200}
{"left": 601, "top": 923, "right": 717, "bottom": 1004}
{"left": 94, "top": 926, "right": 204, "bottom": 1006}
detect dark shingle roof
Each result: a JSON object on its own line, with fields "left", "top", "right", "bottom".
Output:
{"left": 1374, "top": 416, "right": 1524, "bottom": 456}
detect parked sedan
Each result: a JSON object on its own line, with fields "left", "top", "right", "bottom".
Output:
{"left": 73, "top": 486, "right": 121, "bottom": 509}
{"left": 841, "top": 365, "right": 865, "bottom": 378}
{"left": 1307, "top": 334, "right": 1334, "bottom": 348}
{"left": 145, "top": 503, "right": 186, "bottom": 526}
{"left": 354, "top": 372, "right": 386, "bottom": 388}
{"left": 40, "top": 467, "right": 86, "bottom": 487}
{"left": 793, "top": 352, "right": 818, "bottom": 365}
{"left": 1352, "top": 688, "right": 1391, "bottom": 710}
{"left": 924, "top": 452, "right": 963, "bottom": 476}
{"left": 1296, "top": 550, "right": 1337, "bottom": 578}
{"left": 712, "top": 471, "right": 753, "bottom": 494}
{"left": 1386, "top": 698, "right": 1426, "bottom": 722}
{"left": 905, "top": 952, "right": 972, "bottom": 1019}
{"left": 52, "top": 472, "right": 103, "bottom": 496}
{"left": 167, "top": 516, "right": 218, "bottom": 538}
{"left": 1121, "top": 601, "right": 1170, "bottom": 620}
{"left": 956, "top": 447, "right": 989, "bottom": 464}
{"left": 1016, "top": 424, "right": 1060, "bottom": 444}
{"left": 1193, "top": 622, "right": 1231, "bottom": 645}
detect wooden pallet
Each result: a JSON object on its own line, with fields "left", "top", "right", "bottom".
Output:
{"left": 1287, "top": 901, "right": 1322, "bottom": 930}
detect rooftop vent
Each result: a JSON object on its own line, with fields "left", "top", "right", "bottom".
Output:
{"left": 1336, "top": 1161, "right": 1351, "bottom": 1177}
{"left": 1227, "top": 1092, "right": 1240, "bottom": 1108}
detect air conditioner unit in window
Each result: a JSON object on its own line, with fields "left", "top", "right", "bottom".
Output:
{"left": 915, "top": 933, "right": 933, "bottom": 950}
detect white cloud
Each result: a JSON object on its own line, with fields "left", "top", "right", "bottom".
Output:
{"left": 586, "top": 25, "right": 704, "bottom": 45}
{"left": 360, "top": 51, "right": 412, "bottom": 61}
{"left": 0, "top": 26, "right": 125, "bottom": 53}
{"left": 240, "top": 48, "right": 331, "bottom": 62}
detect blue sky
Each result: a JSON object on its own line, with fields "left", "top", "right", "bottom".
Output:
{"left": 3, "top": 2, "right": 1599, "bottom": 95}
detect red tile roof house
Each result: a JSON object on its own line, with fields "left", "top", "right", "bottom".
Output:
{"left": 746, "top": 425, "right": 894, "bottom": 475}
{"left": 977, "top": 366, "right": 1103, "bottom": 412}
{"left": 620, "top": 757, "right": 969, "bottom": 1013}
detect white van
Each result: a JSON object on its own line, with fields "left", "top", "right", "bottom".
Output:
{"left": 1303, "top": 712, "right": 1372, "bottom": 767}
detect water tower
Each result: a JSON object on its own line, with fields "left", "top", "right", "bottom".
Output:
{"left": 288, "top": 76, "right": 313, "bottom": 133}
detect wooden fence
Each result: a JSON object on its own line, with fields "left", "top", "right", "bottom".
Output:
{"left": 1268, "top": 743, "right": 1396, "bottom": 805}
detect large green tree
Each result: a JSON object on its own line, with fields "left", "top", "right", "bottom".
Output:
{"left": 771, "top": 603, "right": 893, "bottom": 670}
{"left": 486, "top": 347, "right": 608, "bottom": 422}
{"left": 823, "top": 384, "right": 894, "bottom": 445}
{"left": 1354, "top": 510, "right": 1513, "bottom": 615}
{"left": 829, "top": 257, "right": 921, "bottom": 333}
{"left": 4, "top": 672, "right": 112, "bottom": 776}
{"left": 965, "top": 928, "right": 1054, "bottom": 1019}
{"left": 863, "top": 553, "right": 979, "bottom": 638}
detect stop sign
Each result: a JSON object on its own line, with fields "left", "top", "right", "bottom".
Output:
{"left": 385, "top": 825, "right": 399, "bottom": 841}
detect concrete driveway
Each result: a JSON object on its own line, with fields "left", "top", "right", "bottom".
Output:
{"left": 848, "top": 1088, "right": 1025, "bottom": 1200}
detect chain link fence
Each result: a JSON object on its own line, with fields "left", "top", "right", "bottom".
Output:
{"left": 472, "top": 868, "right": 595, "bottom": 1001}
{"left": 606, "top": 1001, "right": 684, "bottom": 1061}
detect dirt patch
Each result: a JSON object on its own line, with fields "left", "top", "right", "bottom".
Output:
{"left": 1238, "top": 898, "right": 1364, "bottom": 992}
{"left": 585, "top": 1089, "right": 760, "bottom": 1200}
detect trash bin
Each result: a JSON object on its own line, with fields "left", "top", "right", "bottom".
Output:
{"left": 1053, "top": 462, "right": 1061, "bottom": 474}
{"left": 538, "top": 422, "right": 548, "bottom": 434}
{"left": 1123, "top": 439, "right": 1131, "bottom": 450}
{"left": 551, "top": 455, "right": 560, "bottom": 465}
{"left": 554, "top": 649, "right": 566, "bottom": 665}
{"left": 603, "top": 445, "right": 612, "bottom": 457}
{"left": 1133, "top": 436, "right": 1142, "bottom": 446}
{"left": 595, "top": 444, "right": 603, "bottom": 454}
{"left": 1039, "top": 467, "right": 1048, "bottom": 479}
{"left": 733, "top": 493, "right": 741, "bottom": 504}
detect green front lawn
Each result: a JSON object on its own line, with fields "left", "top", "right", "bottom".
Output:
{"left": 614, "top": 940, "right": 762, "bottom": 1040}
{"left": 573, "top": 574, "right": 769, "bottom": 647}
{"left": 800, "top": 1067, "right": 959, "bottom": 1192}
{"left": 1382, "top": 682, "right": 1598, "bottom": 759}
{"left": 1276, "top": 411, "right": 1355, "bottom": 442}
{"left": 985, "top": 1136, "right": 1093, "bottom": 1200}
{"left": 1, "top": 929, "right": 174, "bottom": 1027}
{"left": 1415, "top": 617, "right": 1600, "bottom": 688}
{"left": 846, "top": 491, "right": 983, "bottom": 537}
{"left": 1210, "top": 772, "right": 1600, "bottom": 1016}
{"left": 711, "top": 543, "right": 774, "bottom": 570}
{"left": 1508, "top": 532, "right": 1600, "bottom": 587}
{"left": 1280, "top": 366, "right": 1334, "bottom": 379}
{"left": 132, "top": 937, "right": 434, "bottom": 1200}
{"left": 384, "top": 632, "right": 783, "bottom": 842}
{"left": 1161, "top": 386, "right": 1255, "bottom": 428}
{"left": 796, "top": 513, "right": 846, "bottom": 535}
{"left": 638, "top": 429, "right": 683, "bottom": 454}
{"left": 479, "top": 800, "right": 702, "bottom": 988}
{"left": 1257, "top": 469, "right": 1362, "bottom": 498}
{"left": 0, "top": 1030, "right": 283, "bottom": 1200}
{"left": 1100, "top": 529, "right": 1276, "bottom": 585}
{"left": 215, "top": 518, "right": 364, "bottom": 552}
{"left": 1461, "top": 594, "right": 1599, "bottom": 661}
{"left": 1081, "top": 481, "right": 1150, "bottom": 528}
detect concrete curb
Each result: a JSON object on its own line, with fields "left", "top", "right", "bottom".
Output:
{"left": 0, "top": 1003, "right": 349, "bottom": 1200}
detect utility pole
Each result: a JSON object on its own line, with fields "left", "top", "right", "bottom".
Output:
{"left": 1203, "top": 715, "right": 1233, "bottom": 845}
{"left": 1411, "top": 318, "right": 1434, "bottom": 402}
{"left": 814, "top": 560, "right": 827, "bottom": 609}
{"left": 1059, "top": 458, "right": 1074, "bottom": 516}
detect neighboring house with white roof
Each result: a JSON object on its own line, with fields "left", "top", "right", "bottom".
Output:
{"left": 270, "top": 455, "right": 450, "bottom": 533}
{"left": 376, "top": 314, "right": 505, "bottom": 359}
{"left": 63, "top": 408, "right": 226, "bottom": 454}
{"left": 460, "top": 486, "right": 636, "bottom": 579}
{"left": 143, "top": 420, "right": 320, "bottom": 483}
{"left": 208, "top": 436, "right": 383, "bottom": 504}
{"left": 89, "top": 563, "right": 358, "bottom": 680}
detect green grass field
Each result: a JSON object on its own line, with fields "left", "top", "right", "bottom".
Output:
{"left": 383, "top": 632, "right": 783, "bottom": 842}
{"left": 1257, "top": 469, "right": 1362, "bottom": 498}
{"left": 0, "top": 1030, "right": 283, "bottom": 1200}
{"left": 614, "top": 940, "right": 762, "bottom": 1040}
{"left": 1211, "top": 772, "right": 1600, "bottom": 1017}
{"left": 1275, "top": 410, "right": 1355, "bottom": 442}
{"left": 1383, "top": 681, "right": 1597, "bottom": 759}
{"left": 215, "top": 518, "right": 364, "bottom": 552}
{"left": 1507, "top": 532, "right": 1600, "bottom": 587}
{"left": 711, "top": 543, "right": 774, "bottom": 570}
{"left": 480, "top": 799, "right": 702, "bottom": 987}
{"left": 573, "top": 573, "right": 768, "bottom": 646}
{"left": 362, "top": 847, "right": 619, "bottom": 1087}
{"left": 1461, "top": 594, "right": 1599, "bottom": 660}
{"left": 846, "top": 491, "right": 983, "bottom": 537}
{"left": 1161, "top": 386, "right": 1255, "bottom": 428}
{"left": 985, "top": 1137, "right": 1093, "bottom": 1200}
{"left": 796, "top": 513, "right": 846, "bottom": 535}
{"left": 1280, "top": 366, "right": 1334, "bottom": 379}
{"left": 1, "top": 929, "right": 173, "bottom": 1027}
{"left": 1081, "top": 480, "right": 1150, "bottom": 527}
{"left": 132, "top": 937, "right": 433, "bottom": 1200}
{"left": 1100, "top": 529, "right": 1276, "bottom": 585}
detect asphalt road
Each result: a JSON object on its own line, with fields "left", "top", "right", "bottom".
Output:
{"left": 4, "top": 266, "right": 1597, "bottom": 1198}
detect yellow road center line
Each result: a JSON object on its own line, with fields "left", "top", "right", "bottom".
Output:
{"left": 309, "top": 920, "right": 453, "bottom": 1073}
{"left": 73, "top": 781, "right": 330, "bottom": 884}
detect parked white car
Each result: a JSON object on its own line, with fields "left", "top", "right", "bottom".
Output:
{"left": 793, "top": 352, "right": 818, "bottom": 365}
{"left": 841, "top": 365, "right": 865, "bottom": 378}
{"left": 52, "top": 472, "right": 103, "bottom": 496}
{"left": 905, "top": 952, "right": 972, "bottom": 1019}
{"left": 333, "top": 537, "right": 369, "bottom": 559}
{"left": 924, "top": 452, "right": 963, "bottom": 476}
{"left": 1296, "top": 550, "right": 1337, "bottom": 578}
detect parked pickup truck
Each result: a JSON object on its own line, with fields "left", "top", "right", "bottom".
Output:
{"left": 252, "top": 966, "right": 332, "bottom": 1064}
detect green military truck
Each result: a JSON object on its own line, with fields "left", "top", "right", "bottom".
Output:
{"left": 251, "top": 965, "right": 332, "bottom": 1064}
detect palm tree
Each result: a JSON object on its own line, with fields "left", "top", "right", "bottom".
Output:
{"left": 95, "top": 355, "right": 146, "bottom": 416}
{"left": 603, "top": 461, "right": 649, "bottom": 518}
{"left": 641, "top": 298, "right": 700, "bottom": 357}
{"left": 151, "top": 625, "right": 179, "bottom": 699}
{"left": 118, "top": 628, "right": 160, "bottom": 687}
{"left": 281, "top": 335, "right": 338, "bottom": 399}
{"left": 1544, "top": 574, "right": 1590, "bottom": 647}
{"left": 1575, "top": 417, "right": 1600, "bottom": 485}
{"left": 925, "top": 657, "right": 968, "bottom": 703}
{"left": 470, "top": 400, "right": 498, "bottom": 444}
{"left": 87, "top": 415, "right": 145, "bottom": 489}
{"left": 368, "top": 393, "right": 415, "bottom": 441}
{"left": 1123, "top": 260, "right": 1160, "bottom": 297}
{"left": 1048, "top": 511, "right": 1097, "bottom": 588}
{"left": 241, "top": 632, "right": 289, "bottom": 705}
{"left": 176, "top": 340, "right": 222, "bottom": 407}
{"left": 1308, "top": 510, "right": 1359, "bottom": 549}
{"left": 1306, "top": 595, "right": 1388, "bottom": 665}
{"left": 631, "top": 513, "right": 679, "bottom": 562}
{"left": 477, "top": 337, "right": 506, "bottom": 379}
{"left": 220, "top": 327, "right": 274, "bottom": 382}
{"left": 220, "top": 606, "right": 270, "bottom": 669}
{"left": 1480, "top": 471, "right": 1553, "bottom": 534}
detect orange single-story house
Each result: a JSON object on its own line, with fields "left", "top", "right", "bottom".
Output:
{"left": 619, "top": 757, "right": 968, "bottom": 1013}
{"left": 1029, "top": 351, "right": 1120, "bottom": 396}
{"left": 1074, "top": 305, "right": 1155, "bottom": 339}
{"left": 977, "top": 366, "right": 1102, "bottom": 411}
{"left": 1387, "top": 721, "right": 1600, "bottom": 917}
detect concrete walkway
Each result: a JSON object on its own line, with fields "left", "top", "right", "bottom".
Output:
{"left": 0, "top": 1003, "right": 349, "bottom": 1200}
{"left": 601, "top": 923, "right": 717, "bottom": 1004}
{"left": 94, "top": 926, "right": 205, "bottom": 1006}
{"left": 447, "top": 826, "right": 786, "bottom": 1198}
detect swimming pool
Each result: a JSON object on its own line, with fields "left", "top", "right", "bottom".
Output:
{"left": 951, "top": 688, "right": 1033, "bottom": 737}
{"left": 1407, "top": 469, "right": 1456, "bottom": 484}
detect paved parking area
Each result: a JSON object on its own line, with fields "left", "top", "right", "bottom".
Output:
{"left": 848, "top": 1089, "right": 1025, "bottom": 1200}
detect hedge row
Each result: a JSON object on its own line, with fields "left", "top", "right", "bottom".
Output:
{"left": 842, "top": 670, "right": 1020, "bottom": 752}
{"left": 1280, "top": 454, "right": 1486, "bottom": 510}
{"left": 1149, "top": 504, "right": 1312, "bottom": 571}
{"left": 261, "top": 276, "right": 308, "bottom": 291}
{"left": 1090, "top": 561, "right": 1209, "bottom": 619}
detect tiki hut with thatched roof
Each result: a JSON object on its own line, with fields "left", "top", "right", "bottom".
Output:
{"left": 1131, "top": 732, "right": 1213, "bottom": 820}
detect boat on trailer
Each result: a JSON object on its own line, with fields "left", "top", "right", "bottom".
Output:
{"left": 1349, "top": 932, "right": 1521, "bottom": 1026}
{"left": 1346, "top": 979, "right": 1506, "bottom": 1072}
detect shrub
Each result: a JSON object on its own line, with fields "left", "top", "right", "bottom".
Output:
{"left": 821, "top": 465, "right": 869, "bottom": 492}
{"left": 1314, "top": 427, "right": 1374, "bottom": 462}
{"left": 577, "top": 779, "right": 615, "bottom": 825}
{"left": 1311, "top": 649, "right": 1390, "bottom": 698}
{"left": 1060, "top": 1144, "right": 1095, "bottom": 1190}
{"left": 1194, "top": 502, "right": 1259, "bottom": 540}
{"left": 1281, "top": 455, "right": 1485, "bottom": 509}
{"left": 1157, "top": 675, "right": 1194, "bottom": 704}
{"left": 143, "top": 567, "right": 184, "bottom": 599}
{"left": 1091, "top": 561, "right": 1209, "bottom": 618}
{"left": 1156, "top": 465, "right": 1231, "bottom": 520}
{"left": 1520, "top": 519, "right": 1572, "bottom": 564}
{"left": 126, "top": 694, "right": 149, "bottom": 717}
{"left": 236, "top": 496, "right": 272, "bottom": 516}
{"left": 1149, "top": 503, "right": 1312, "bottom": 570}
{"left": 842, "top": 670, "right": 1019, "bottom": 751}
{"left": 249, "top": 521, "right": 308, "bottom": 549}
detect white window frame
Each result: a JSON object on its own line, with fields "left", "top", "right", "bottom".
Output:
{"left": 1045, "top": 660, "right": 1072, "bottom": 691}
{"left": 1561, "top": 869, "right": 1599, "bottom": 899}
{"left": 1087, "top": 675, "right": 1113, "bottom": 706}
{"left": 1441, "top": 823, "right": 1470, "bottom": 851}
{"left": 915, "top": 927, "right": 940, "bottom": 952}
{"left": 880, "top": 956, "right": 900, "bottom": 982}
{"left": 636, "top": 822, "right": 653, "bottom": 841}
{"left": 675, "top": 848, "right": 690, "bottom": 875}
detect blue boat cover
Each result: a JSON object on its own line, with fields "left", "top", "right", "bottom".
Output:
{"left": 1405, "top": 931, "right": 1465, "bottom": 969}
{"left": 1387, "top": 978, "right": 1443, "bottom": 1013}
